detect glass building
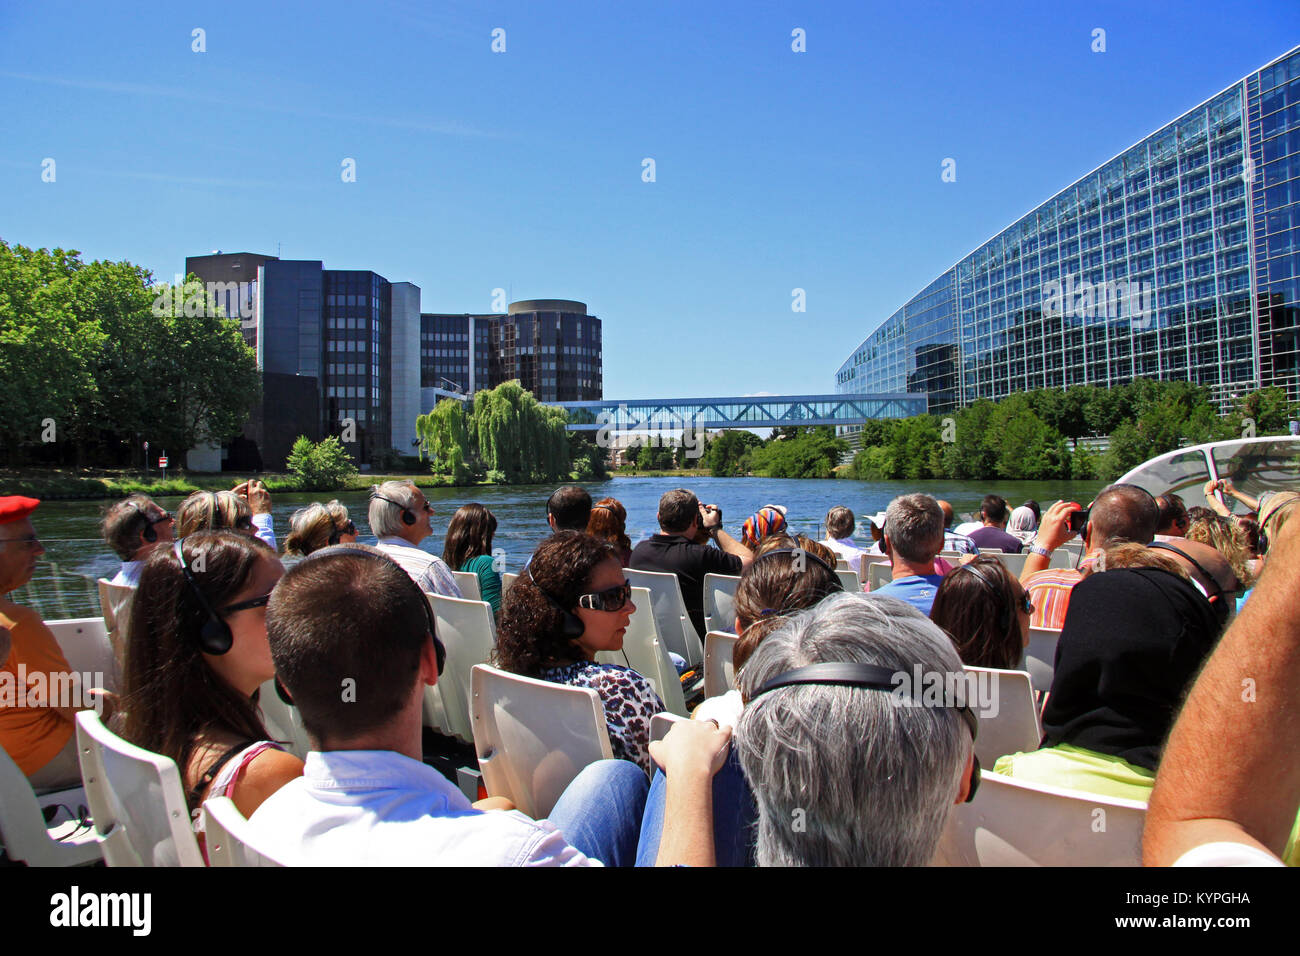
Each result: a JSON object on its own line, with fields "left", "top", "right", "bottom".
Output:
{"left": 835, "top": 45, "right": 1300, "bottom": 431}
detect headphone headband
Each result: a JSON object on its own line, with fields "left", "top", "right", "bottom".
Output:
{"left": 752, "top": 546, "right": 837, "bottom": 577}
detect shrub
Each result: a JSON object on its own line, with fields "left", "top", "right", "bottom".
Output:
{"left": 285, "top": 436, "right": 358, "bottom": 490}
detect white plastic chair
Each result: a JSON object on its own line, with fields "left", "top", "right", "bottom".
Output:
{"left": 0, "top": 742, "right": 100, "bottom": 866}
{"left": 703, "top": 573, "right": 739, "bottom": 635}
{"left": 596, "top": 586, "right": 688, "bottom": 717}
{"left": 428, "top": 594, "right": 498, "bottom": 743}
{"left": 470, "top": 663, "right": 613, "bottom": 819}
{"left": 704, "top": 631, "right": 740, "bottom": 699}
{"left": 867, "top": 562, "right": 893, "bottom": 592}
{"left": 202, "top": 796, "right": 286, "bottom": 867}
{"left": 75, "top": 710, "right": 204, "bottom": 867}
{"left": 257, "top": 679, "right": 313, "bottom": 759}
{"left": 452, "top": 570, "right": 482, "bottom": 602}
{"left": 938, "top": 551, "right": 964, "bottom": 562}
{"left": 933, "top": 771, "right": 1148, "bottom": 867}
{"left": 650, "top": 712, "right": 687, "bottom": 742}
{"left": 1048, "top": 549, "right": 1077, "bottom": 569}
{"left": 835, "top": 568, "right": 861, "bottom": 593}
{"left": 625, "top": 568, "right": 704, "bottom": 666}
{"left": 1026, "top": 627, "right": 1061, "bottom": 697}
{"left": 502, "top": 572, "right": 518, "bottom": 595}
{"left": 964, "top": 666, "right": 1042, "bottom": 767}
{"left": 834, "top": 557, "right": 851, "bottom": 571}
{"left": 96, "top": 579, "right": 135, "bottom": 668}
{"left": 46, "top": 616, "right": 119, "bottom": 696}
{"left": 987, "top": 552, "right": 1031, "bottom": 576}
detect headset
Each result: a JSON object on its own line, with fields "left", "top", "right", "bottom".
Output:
{"left": 126, "top": 499, "right": 166, "bottom": 544}
{"left": 751, "top": 546, "right": 838, "bottom": 577}
{"left": 526, "top": 565, "right": 586, "bottom": 639}
{"left": 173, "top": 538, "right": 238, "bottom": 655}
{"left": 370, "top": 492, "right": 418, "bottom": 526}
{"left": 748, "top": 661, "right": 981, "bottom": 802}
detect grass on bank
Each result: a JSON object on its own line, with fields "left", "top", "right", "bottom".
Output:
{"left": 0, "top": 468, "right": 471, "bottom": 501}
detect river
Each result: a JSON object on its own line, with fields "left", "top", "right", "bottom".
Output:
{"left": 11, "top": 476, "right": 1107, "bottom": 620}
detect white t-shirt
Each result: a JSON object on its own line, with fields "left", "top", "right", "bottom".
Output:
{"left": 1171, "top": 841, "right": 1285, "bottom": 867}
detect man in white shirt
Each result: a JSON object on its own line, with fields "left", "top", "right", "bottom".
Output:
{"left": 255, "top": 544, "right": 731, "bottom": 866}
{"left": 101, "top": 494, "right": 174, "bottom": 586}
{"left": 368, "top": 480, "right": 461, "bottom": 598}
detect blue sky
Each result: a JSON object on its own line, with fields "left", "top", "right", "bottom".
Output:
{"left": 2, "top": 0, "right": 1298, "bottom": 401}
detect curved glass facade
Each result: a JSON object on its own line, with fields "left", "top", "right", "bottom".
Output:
{"left": 835, "top": 46, "right": 1300, "bottom": 425}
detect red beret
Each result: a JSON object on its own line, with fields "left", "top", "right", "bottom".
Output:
{"left": 0, "top": 496, "right": 40, "bottom": 525}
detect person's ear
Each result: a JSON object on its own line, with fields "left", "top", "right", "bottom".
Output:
{"left": 882, "top": 534, "right": 892, "bottom": 555}
{"left": 955, "top": 751, "right": 975, "bottom": 804}
{"left": 419, "top": 634, "right": 439, "bottom": 687}
{"left": 547, "top": 514, "right": 557, "bottom": 532}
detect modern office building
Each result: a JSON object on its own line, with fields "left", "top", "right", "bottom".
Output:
{"left": 186, "top": 254, "right": 600, "bottom": 469}
{"left": 419, "top": 299, "right": 603, "bottom": 404}
{"left": 834, "top": 45, "right": 1300, "bottom": 431}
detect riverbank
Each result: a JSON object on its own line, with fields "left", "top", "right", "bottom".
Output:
{"left": 0, "top": 468, "right": 472, "bottom": 501}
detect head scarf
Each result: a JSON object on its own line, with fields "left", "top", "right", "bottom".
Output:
{"left": 1041, "top": 567, "right": 1219, "bottom": 771}
{"left": 742, "top": 505, "right": 788, "bottom": 550}
{"left": 1008, "top": 505, "right": 1037, "bottom": 533}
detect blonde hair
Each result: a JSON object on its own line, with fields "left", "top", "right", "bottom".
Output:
{"left": 284, "top": 500, "right": 352, "bottom": 557}
{"left": 176, "top": 490, "right": 251, "bottom": 537}
{"left": 1096, "top": 542, "right": 1190, "bottom": 581}
{"left": 1185, "top": 515, "right": 1255, "bottom": 589}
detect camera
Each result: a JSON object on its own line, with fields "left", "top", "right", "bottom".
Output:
{"left": 1067, "top": 508, "right": 1089, "bottom": 534}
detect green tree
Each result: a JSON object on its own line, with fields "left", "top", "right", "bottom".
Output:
{"left": 416, "top": 398, "right": 472, "bottom": 483}
{"left": 285, "top": 435, "right": 358, "bottom": 490}
{"left": 748, "top": 426, "right": 847, "bottom": 479}
{"left": 704, "top": 430, "right": 763, "bottom": 476}
{"left": 1230, "top": 387, "right": 1299, "bottom": 436}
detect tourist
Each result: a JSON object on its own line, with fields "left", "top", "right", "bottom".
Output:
{"left": 821, "top": 506, "right": 868, "bottom": 575}
{"left": 176, "top": 484, "right": 276, "bottom": 550}
{"left": 936, "top": 500, "right": 978, "bottom": 555}
{"left": 120, "top": 531, "right": 303, "bottom": 846}
{"left": 967, "top": 495, "right": 1023, "bottom": 554}
{"left": 1183, "top": 512, "right": 1254, "bottom": 595}
{"left": 929, "top": 555, "right": 1030, "bottom": 671}
{"left": 102, "top": 494, "right": 175, "bottom": 586}
{"left": 587, "top": 497, "right": 632, "bottom": 567}
{"left": 1019, "top": 485, "right": 1160, "bottom": 629}
{"left": 733, "top": 592, "right": 977, "bottom": 865}
{"left": 1022, "top": 500, "right": 1041, "bottom": 526}
{"left": 1007, "top": 505, "right": 1038, "bottom": 544}
{"left": 282, "top": 501, "right": 357, "bottom": 558}
{"left": 873, "top": 494, "right": 947, "bottom": 614}
{"left": 253, "top": 542, "right": 728, "bottom": 866}
{"left": 368, "top": 480, "right": 461, "bottom": 598}
{"left": 0, "top": 496, "right": 95, "bottom": 791}
{"left": 629, "top": 489, "right": 753, "bottom": 639}
{"left": 1147, "top": 538, "right": 1243, "bottom": 633}
{"left": 546, "top": 485, "right": 593, "bottom": 533}
{"left": 442, "top": 503, "right": 502, "bottom": 613}
{"left": 1153, "top": 492, "right": 1189, "bottom": 541}
{"left": 497, "top": 532, "right": 663, "bottom": 775}
{"left": 740, "top": 504, "right": 788, "bottom": 550}
{"left": 693, "top": 536, "right": 843, "bottom": 729}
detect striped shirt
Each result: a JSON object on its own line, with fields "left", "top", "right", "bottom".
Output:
{"left": 1024, "top": 568, "right": 1084, "bottom": 630}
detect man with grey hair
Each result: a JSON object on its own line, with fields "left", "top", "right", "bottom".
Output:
{"left": 873, "top": 493, "right": 946, "bottom": 614}
{"left": 734, "top": 592, "right": 976, "bottom": 866}
{"left": 369, "top": 481, "right": 461, "bottom": 598}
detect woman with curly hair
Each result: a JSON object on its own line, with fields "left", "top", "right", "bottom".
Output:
{"left": 495, "top": 531, "right": 663, "bottom": 775}
{"left": 586, "top": 497, "right": 632, "bottom": 567}
{"left": 442, "top": 503, "right": 502, "bottom": 613}
{"left": 283, "top": 500, "right": 357, "bottom": 558}
{"left": 120, "top": 531, "right": 303, "bottom": 856}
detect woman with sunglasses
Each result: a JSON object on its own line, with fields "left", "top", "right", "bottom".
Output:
{"left": 442, "top": 503, "right": 502, "bottom": 613}
{"left": 120, "top": 531, "right": 303, "bottom": 857}
{"left": 929, "top": 555, "right": 1031, "bottom": 671}
{"left": 176, "top": 486, "right": 276, "bottom": 550}
{"left": 283, "top": 501, "right": 358, "bottom": 558}
{"left": 496, "top": 531, "right": 663, "bottom": 775}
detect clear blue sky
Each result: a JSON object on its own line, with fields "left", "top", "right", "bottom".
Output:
{"left": 2, "top": 0, "right": 1297, "bottom": 400}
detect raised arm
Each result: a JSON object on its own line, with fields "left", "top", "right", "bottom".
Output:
{"left": 700, "top": 504, "right": 753, "bottom": 568}
{"left": 1143, "top": 514, "right": 1300, "bottom": 865}
{"left": 1019, "top": 500, "right": 1079, "bottom": 583}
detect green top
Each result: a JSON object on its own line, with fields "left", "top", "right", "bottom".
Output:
{"left": 461, "top": 553, "right": 502, "bottom": 614}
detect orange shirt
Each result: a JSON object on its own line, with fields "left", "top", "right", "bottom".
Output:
{"left": 0, "top": 600, "right": 76, "bottom": 775}
{"left": 1024, "top": 568, "right": 1084, "bottom": 630}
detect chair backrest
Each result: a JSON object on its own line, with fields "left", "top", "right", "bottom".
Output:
{"left": 867, "top": 561, "right": 892, "bottom": 592}
{"left": 1047, "top": 549, "right": 1077, "bottom": 569}
{"left": 702, "top": 573, "right": 739, "bottom": 635}
{"left": 257, "top": 679, "right": 313, "bottom": 760}
{"left": 452, "top": 570, "right": 482, "bottom": 602}
{"left": 0, "top": 742, "right": 100, "bottom": 866}
{"left": 46, "top": 616, "right": 120, "bottom": 696}
{"left": 650, "top": 711, "right": 687, "bottom": 742}
{"left": 986, "top": 551, "right": 1030, "bottom": 576}
{"left": 502, "top": 572, "right": 518, "bottom": 595}
{"left": 834, "top": 557, "right": 851, "bottom": 571}
{"left": 835, "top": 569, "right": 861, "bottom": 593}
{"left": 625, "top": 568, "right": 704, "bottom": 665}
{"left": 202, "top": 796, "right": 286, "bottom": 867}
{"left": 963, "top": 666, "right": 1042, "bottom": 767}
{"left": 938, "top": 551, "right": 963, "bottom": 562}
{"left": 75, "top": 710, "right": 204, "bottom": 867}
{"left": 428, "top": 594, "right": 499, "bottom": 743}
{"left": 704, "top": 631, "right": 741, "bottom": 699}
{"left": 1025, "top": 627, "right": 1061, "bottom": 696}
{"left": 470, "top": 663, "right": 613, "bottom": 819}
{"left": 596, "top": 587, "right": 688, "bottom": 717}
{"left": 933, "top": 771, "right": 1148, "bottom": 866}
{"left": 96, "top": 579, "right": 135, "bottom": 669}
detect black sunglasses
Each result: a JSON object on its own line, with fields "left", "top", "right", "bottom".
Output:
{"left": 217, "top": 593, "right": 272, "bottom": 616}
{"left": 577, "top": 582, "right": 633, "bottom": 613}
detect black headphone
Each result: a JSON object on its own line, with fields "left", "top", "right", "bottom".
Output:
{"left": 173, "top": 538, "right": 236, "bottom": 656}
{"left": 751, "top": 546, "right": 839, "bottom": 577}
{"left": 957, "top": 559, "right": 1014, "bottom": 637}
{"left": 749, "top": 661, "right": 981, "bottom": 803}
{"left": 371, "top": 493, "right": 417, "bottom": 526}
{"left": 527, "top": 565, "right": 585, "bottom": 639}
{"left": 127, "top": 500, "right": 158, "bottom": 543}
{"left": 300, "top": 544, "right": 446, "bottom": 675}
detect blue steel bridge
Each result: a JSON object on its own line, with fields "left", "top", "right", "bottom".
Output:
{"left": 552, "top": 393, "right": 927, "bottom": 432}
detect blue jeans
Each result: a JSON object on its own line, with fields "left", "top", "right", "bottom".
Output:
{"left": 548, "top": 759, "right": 649, "bottom": 867}
{"left": 634, "top": 748, "right": 757, "bottom": 867}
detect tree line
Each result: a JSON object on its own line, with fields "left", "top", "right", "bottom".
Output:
{"left": 0, "top": 241, "right": 260, "bottom": 467}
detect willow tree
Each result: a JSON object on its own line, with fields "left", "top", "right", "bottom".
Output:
{"left": 415, "top": 398, "right": 471, "bottom": 483}
{"left": 470, "top": 381, "right": 571, "bottom": 483}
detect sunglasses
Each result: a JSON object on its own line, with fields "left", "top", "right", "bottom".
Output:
{"left": 1020, "top": 591, "right": 1034, "bottom": 615}
{"left": 577, "top": 582, "right": 633, "bottom": 613}
{"left": 234, "top": 515, "right": 255, "bottom": 531}
{"left": 0, "top": 534, "right": 41, "bottom": 550}
{"left": 146, "top": 510, "right": 173, "bottom": 527}
{"left": 217, "top": 592, "right": 272, "bottom": 616}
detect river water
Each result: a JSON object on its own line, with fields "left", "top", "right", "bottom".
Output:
{"left": 11, "top": 476, "right": 1106, "bottom": 620}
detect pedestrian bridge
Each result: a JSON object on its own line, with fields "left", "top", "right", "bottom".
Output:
{"left": 554, "top": 393, "right": 927, "bottom": 431}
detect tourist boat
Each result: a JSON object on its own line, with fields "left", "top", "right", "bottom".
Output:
{"left": 1117, "top": 434, "right": 1300, "bottom": 508}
